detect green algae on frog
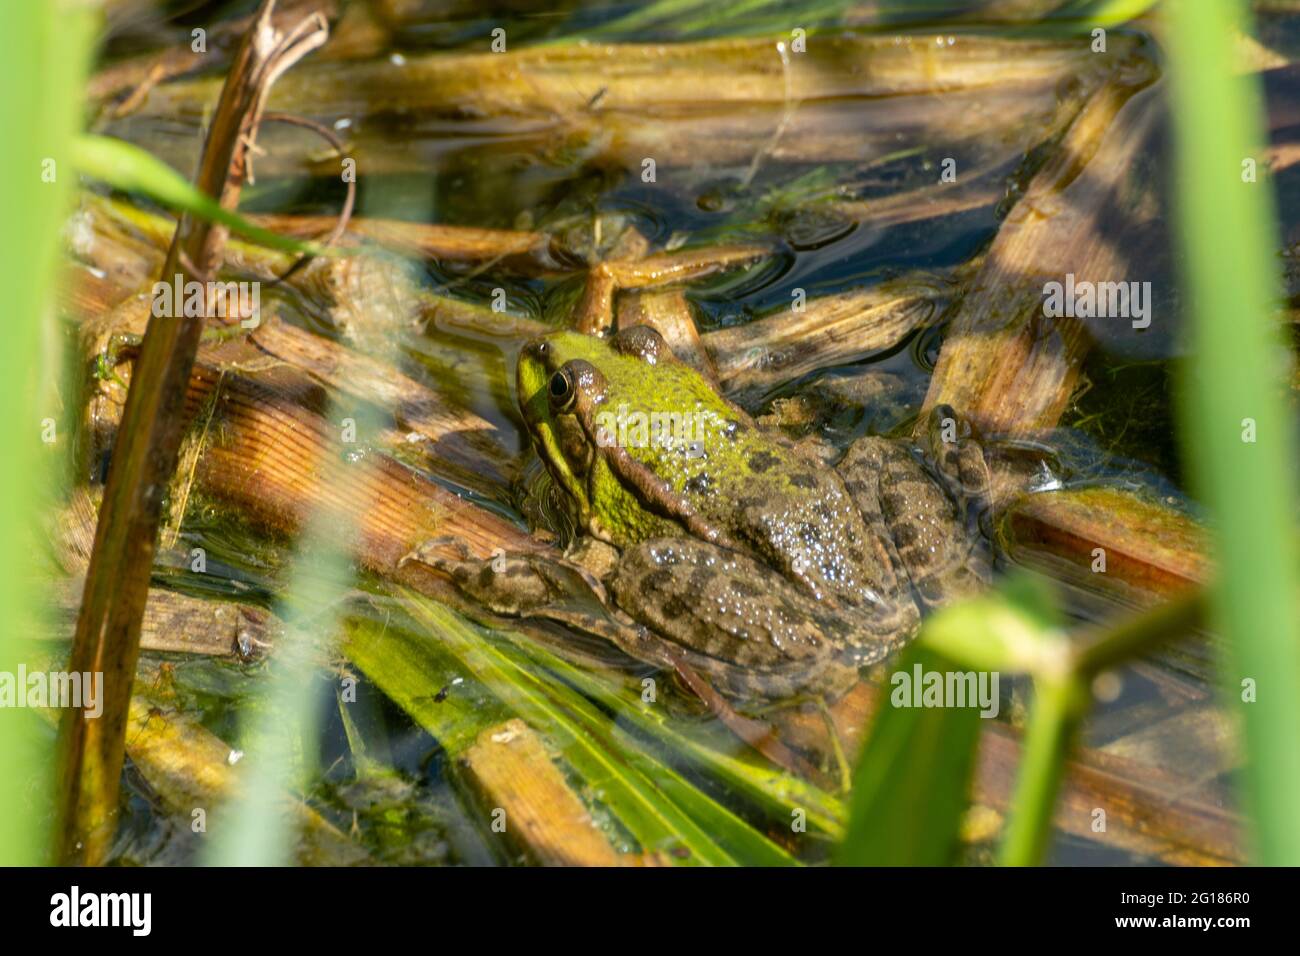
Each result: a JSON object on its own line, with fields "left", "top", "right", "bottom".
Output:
{"left": 417, "top": 325, "right": 991, "bottom": 701}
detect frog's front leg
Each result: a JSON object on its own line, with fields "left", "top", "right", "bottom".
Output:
{"left": 608, "top": 537, "right": 860, "bottom": 701}
{"left": 400, "top": 537, "right": 638, "bottom": 645}
{"left": 405, "top": 539, "right": 831, "bottom": 779}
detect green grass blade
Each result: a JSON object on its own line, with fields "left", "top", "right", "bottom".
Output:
{"left": 1165, "top": 0, "right": 1300, "bottom": 864}
{"left": 202, "top": 547, "right": 354, "bottom": 867}
{"left": 515, "top": 655, "right": 797, "bottom": 865}
{"left": 73, "top": 134, "right": 343, "bottom": 259}
{"left": 0, "top": 0, "right": 97, "bottom": 867}
{"left": 997, "top": 675, "right": 1086, "bottom": 866}
{"left": 349, "top": 599, "right": 796, "bottom": 864}
{"left": 508, "top": 630, "right": 845, "bottom": 840}
{"left": 837, "top": 645, "right": 984, "bottom": 865}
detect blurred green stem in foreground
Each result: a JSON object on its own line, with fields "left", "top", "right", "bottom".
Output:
{"left": 0, "top": 0, "right": 97, "bottom": 866}
{"left": 569, "top": 0, "right": 1160, "bottom": 42}
{"left": 838, "top": 576, "right": 1204, "bottom": 865}
{"left": 1166, "top": 0, "right": 1300, "bottom": 864}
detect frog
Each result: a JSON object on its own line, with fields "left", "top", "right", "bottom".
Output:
{"left": 409, "top": 324, "right": 991, "bottom": 702}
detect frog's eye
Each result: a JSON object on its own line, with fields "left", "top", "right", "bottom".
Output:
{"left": 548, "top": 368, "right": 575, "bottom": 411}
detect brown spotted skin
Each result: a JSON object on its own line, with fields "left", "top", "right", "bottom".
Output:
{"left": 506, "top": 328, "right": 991, "bottom": 701}
{"left": 838, "top": 435, "right": 991, "bottom": 611}
{"left": 610, "top": 539, "right": 864, "bottom": 700}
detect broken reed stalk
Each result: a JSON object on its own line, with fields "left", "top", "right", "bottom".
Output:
{"left": 919, "top": 64, "right": 1159, "bottom": 438}
{"left": 457, "top": 719, "right": 626, "bottom": 866}
{"left": 54, "top": 0, "right": 327, "bottom": 865}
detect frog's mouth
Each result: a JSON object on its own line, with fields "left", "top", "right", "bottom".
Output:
{"left": 517, "top": 339, "right": 596, "bottom": 530}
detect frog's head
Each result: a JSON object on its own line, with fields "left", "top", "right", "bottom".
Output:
{"left": 517, "top": 326, "right": 714, "bottom": 546}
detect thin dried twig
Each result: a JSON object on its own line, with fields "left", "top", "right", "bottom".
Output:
{"left": 55, "top": 0, "right": 328, "bottom": 865}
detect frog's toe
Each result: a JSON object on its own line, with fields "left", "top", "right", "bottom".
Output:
{"left": 923, "top": 404, "right": 991, "bottom": 502}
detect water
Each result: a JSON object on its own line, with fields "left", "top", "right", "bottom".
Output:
{"left": 88, "top": 2, "right": 1240, "bottom": 866}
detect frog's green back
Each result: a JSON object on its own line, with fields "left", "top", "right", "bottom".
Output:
{"left": 520, "top": 331, "right": 842, "bottom": 550}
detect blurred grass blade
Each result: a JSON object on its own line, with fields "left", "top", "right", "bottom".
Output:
{"left": 573, "top": 0, "right": 1158, "bottom": 41}
{"left": 0, "top": 0, "right": 97, "bottom": 865}
{"left": 839, "top": 579, "right": 1068, "bottom": 865}
{"left": 837, "top": 645, "right": 983, "bottom": 866}
{"left": 1166, "top": 0, "right": 1300, "bottom": 864}
{"left": 74, "top": 134, "right": 342, "bottom": 258}
{"left": 62, "top": 3, "right": 330, "bottom": 865}
{"left": 908, "top": 575, "right": 1062, "bottom": 674}
{"left": 573, "top": 0, "right": 846, "bottom": 41}
{"left": 203, "top": 544, "right": 353, "bottom": 867}
{"left": 997, "top": 676, "right": 1086, "bottom": 866}
{"left": 1050, "top": 0, "right": 1160, "bottom": 25}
